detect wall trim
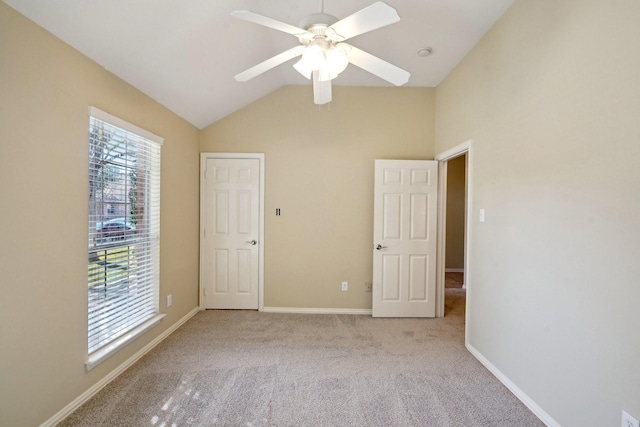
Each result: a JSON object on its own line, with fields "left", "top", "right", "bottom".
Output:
{"left": 41, "top": 307, "right": 200, "bottom": 427}
{"left": 445, "top": 268, "right": 465, "bottom": 273}
{"left": 263, "top": 307, "right": 372, "bottom": 315}
{"left": 466, "top": 343, "right": 560, "bottom": 427}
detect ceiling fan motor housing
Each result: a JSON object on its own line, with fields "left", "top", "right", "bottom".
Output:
{"left": 299, "top": 13, "right": 339, "bottom": 31}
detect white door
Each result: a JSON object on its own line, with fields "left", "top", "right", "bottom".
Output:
{"left": 202, "top": 157, "right": 260, "bottom": 309}
{"left": 372, "top": 160, "right": 438, "bottom": 317}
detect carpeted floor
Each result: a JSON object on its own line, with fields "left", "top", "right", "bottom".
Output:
{"left": 59, "top": 288, "right": 543, "bottom": 426}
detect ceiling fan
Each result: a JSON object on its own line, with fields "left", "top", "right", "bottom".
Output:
{"left": 231, "top": 1, "right": 410, "bottom": 105}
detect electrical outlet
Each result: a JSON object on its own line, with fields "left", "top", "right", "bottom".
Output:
{"left": 622, "top": 411, "right": 639, "bottom": 427}
{"left": 341, "top": 281, "right": 348, "bottom": 292}
{"left": 365, "top": 282, "right": 372, "bottom": 292}
{"left": 166, "top": 294, "right": 172, "bottom": 307}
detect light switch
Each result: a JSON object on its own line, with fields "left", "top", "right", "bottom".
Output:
{"left": 479, "top": 209, "right": 485, "bottom": 223}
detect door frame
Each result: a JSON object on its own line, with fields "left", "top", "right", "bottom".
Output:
{"left": 435, "top": 140, "right": 472, "bottom": 341}
{"left": 199, "top": 153, "right": 265, "bottom": 311}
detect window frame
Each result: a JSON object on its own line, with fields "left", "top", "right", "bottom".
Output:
{"left": 85, "top": 106, "right": 164, "bottom": 370}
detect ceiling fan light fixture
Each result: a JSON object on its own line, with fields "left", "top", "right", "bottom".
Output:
{"left": 298, "top": 39, "right": 349, "bottom": 82}
{"left": 293, "top": 58, "right": 313, "bottom": 79}
{"left": 301, "top": 42, "right": 325, "bottom": 71}
{"left": 305, "top": 38, "right": 331, "bottom": 69}
{"left": 325, "top": 45, "right": 349, "bottom": 76}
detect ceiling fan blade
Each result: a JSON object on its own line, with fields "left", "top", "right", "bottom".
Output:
{"left": 235, "top": 46, "right": 305, "bottom": 82}
{"left": 344, "top": 44, "right": 410, "bottom": 86}
{"left": 312, "top": 71, "right": 332, "bottom": 105}
{"left": 231, "top": 10, "right": 312, "bottom": 38}
{"left": 327, "top": 2, "right": 400, "bottom": 41}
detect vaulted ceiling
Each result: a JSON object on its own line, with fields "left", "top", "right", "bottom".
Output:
{"left": 4, "top": 0, "right": 515, "bottom": 129}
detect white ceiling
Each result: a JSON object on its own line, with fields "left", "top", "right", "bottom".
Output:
{"left": 4, "top": 0, "right": 515, "bottom": 129}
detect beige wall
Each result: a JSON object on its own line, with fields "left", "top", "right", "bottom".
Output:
{"left": 201, "top": 86, "right": 435, "bottom": 309}
{"left": 436, "top": 0, "right": 640, "bottom": 425}
{"left": 0, "top": 4, "right": 200, "bottom": 426}
{"left": 9, "top": 0, "right": 639, "bottom": 424}
{"left": 445, "top": 154, "right": 465, "bottom": 270}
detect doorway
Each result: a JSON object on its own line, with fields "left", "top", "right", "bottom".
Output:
{"left": 435, "top": 141, "right": 472, "bottom": 342}
{"left": 444, "top": 154, "right": 467, "bottom": 317}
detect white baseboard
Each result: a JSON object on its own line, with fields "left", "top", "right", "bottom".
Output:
{"left": 466, "top": 343, "right": 560, "bottom": 427}
{"left": 41, "top": 307, "right": 200, "bottom": 427}
{"left": 445, "top": 268, "right": 465, "bottom": 273}
{"left": 263, "top": 307, "right": 372, "bottom": 315}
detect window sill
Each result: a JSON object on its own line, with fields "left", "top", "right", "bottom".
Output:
{"left": 85, "top": 313, "right": 166, "bottom": 371}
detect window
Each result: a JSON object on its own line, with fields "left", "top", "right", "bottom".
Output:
{"left": 86, "top": 107, "right": 163, "bottom": 369}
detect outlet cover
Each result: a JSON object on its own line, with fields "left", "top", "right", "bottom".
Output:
{"left": 623, "top": 411, "right": 640, "bottom": 427}
{"left": 365, "top": 282, "right": 372, "bottom": 292}
{"left": 341, "top": 281, "right": 348, "bottom": 292}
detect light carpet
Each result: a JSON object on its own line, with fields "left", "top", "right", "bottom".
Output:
{"left": 59, "top": 289, "right": 543, "bottom": 426}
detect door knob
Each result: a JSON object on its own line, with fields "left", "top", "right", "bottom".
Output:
{"left": 245, "top": 240, "right": 257, "bottom": 245}
{"left": 375, "top": 244, "right": 387, "bottom": 250}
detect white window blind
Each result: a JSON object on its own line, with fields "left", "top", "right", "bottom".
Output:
{"left": 87, "top": 107, "right": 162, "bottom": 356}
